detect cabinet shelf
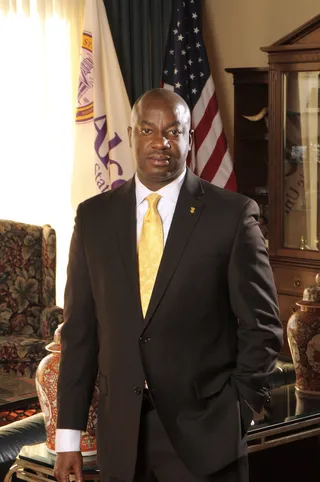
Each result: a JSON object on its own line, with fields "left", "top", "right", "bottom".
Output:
{"left": 239, "top": 136, "right": 268, "bottom": 142}
{"left": 242, "top": 190, "right": 268, "bottom": 197}
{"left": 287, "top": 109, "right": 320, "bottom": 115}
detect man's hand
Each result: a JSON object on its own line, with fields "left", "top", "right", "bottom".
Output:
{"left": 54, "top": 451, "right": 83, "bottom": 481}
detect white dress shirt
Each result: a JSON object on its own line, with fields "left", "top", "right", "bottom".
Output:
{"left": 55, "top": 168, "right": 186, "bottom": 453}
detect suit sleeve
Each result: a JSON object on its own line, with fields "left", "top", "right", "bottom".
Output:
{"left": 229, "top": 199, "right": 283, "bottom": 413}
{"left": 56, "top": 202, "right": 98, "bottom": 430}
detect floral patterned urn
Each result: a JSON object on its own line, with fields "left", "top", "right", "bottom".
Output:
{"left": 35, "top": 323, "right": 99, "bottom": 455}
{"left": 287, "top": 273, "right": 320, "bottom": 395}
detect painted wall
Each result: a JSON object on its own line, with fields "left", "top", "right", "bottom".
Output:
{"left": 202, "top": 0, "right": 320, "bottom": 155}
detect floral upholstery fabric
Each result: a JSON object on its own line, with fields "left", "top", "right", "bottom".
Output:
{"left": 0, "top": 336, "right": 47, "bottom": 377}
{"left": 40, "top": 306, "right": 63, "bottom": 340}
{"left": 0, "top": 220, "right": 62, "bottom": 377}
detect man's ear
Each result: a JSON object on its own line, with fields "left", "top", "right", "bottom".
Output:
{"left": 188, "top": 129, "right": 194, "bottom": 151}
{"left": 127, "top": 126, "right": 132, "bottom": 147}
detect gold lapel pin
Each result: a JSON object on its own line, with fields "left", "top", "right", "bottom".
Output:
{"left": 190, "top": 207, "right": 196, "bottom": 214}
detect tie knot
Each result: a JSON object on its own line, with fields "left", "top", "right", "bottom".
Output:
{"left": 146, "top": 193, "right": 161, "bottom": 209}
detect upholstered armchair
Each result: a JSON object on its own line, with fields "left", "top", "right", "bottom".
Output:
{"left": 0, "top": 220, "right": 63, "bottom": 377}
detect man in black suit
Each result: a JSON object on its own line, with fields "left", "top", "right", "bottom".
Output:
{"left": 54, "top": 89, "right": 283, "bottom": 482}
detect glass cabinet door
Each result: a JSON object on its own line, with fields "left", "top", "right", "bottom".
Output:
{"left": 283, "top": 72, "right": 320, "bottom": 251}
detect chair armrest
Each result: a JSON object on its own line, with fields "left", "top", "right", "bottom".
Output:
{"left": 0, "top": 413, "right": 46, "bottom": 464}
{"left": 40, "top": 306, "right": 63, "bottom": 339}
{"left": 266, "top": 363, "right": 296, "bottom": 390}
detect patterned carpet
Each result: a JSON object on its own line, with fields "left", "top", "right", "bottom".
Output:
{"left": 0, "top": 372, "right": 41, "bottom": 426}
{"left": 0, "top": 402, "right": 41, "bottom": 426}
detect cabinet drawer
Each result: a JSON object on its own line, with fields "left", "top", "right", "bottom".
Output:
{"left": 272, "top": 266, "right": 318, "bottom": 296}
{"left": 278, "top": 293, "right": 299, "bottom": 322}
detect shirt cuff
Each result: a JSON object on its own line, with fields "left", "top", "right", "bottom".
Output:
{"left": 55, "top": 429, "right": 81, "bottom": 452}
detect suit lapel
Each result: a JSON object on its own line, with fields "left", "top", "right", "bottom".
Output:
{"left": 143, "top": 170, "right": 204, "bottom": 327}
{"left": 113, "top": 178, "right": 143, "bottom": 320}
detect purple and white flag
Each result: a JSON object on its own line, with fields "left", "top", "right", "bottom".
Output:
{"left": 71, "top": 0, "right": 134, "bottom": 209}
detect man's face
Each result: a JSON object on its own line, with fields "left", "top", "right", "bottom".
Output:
{"left": 128, "top": 96, "right": 193, "bottom": 191}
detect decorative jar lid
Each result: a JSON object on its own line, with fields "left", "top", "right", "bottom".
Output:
{"left": 45, "top": 323, "right": 63, "bottom": 352}
{"left": 297, "top": 273, "right": 320, "bottom": 308}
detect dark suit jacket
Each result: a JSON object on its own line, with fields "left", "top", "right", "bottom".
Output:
{"left": 57, "top": 169, "right": 283, "bottom": 482}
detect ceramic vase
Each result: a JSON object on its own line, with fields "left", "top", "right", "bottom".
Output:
{"left": 35, "top": 323, "right": 99, "bottom": 455}
{"left": 287, "top": 273, "right": 320, "bottom": 395}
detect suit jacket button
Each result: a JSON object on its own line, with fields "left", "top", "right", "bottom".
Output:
{"left": 134, "top": 386, "right": 142, "bottom": 395}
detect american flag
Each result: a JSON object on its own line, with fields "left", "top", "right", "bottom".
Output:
{"left": 162, "top": 0, "right": 236, "bottom": 191}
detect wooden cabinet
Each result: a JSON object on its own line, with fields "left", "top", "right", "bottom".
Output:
{"left": 225, "top": 68, "right": 269, "bottom": 239}
{"left": 262, "top": 15, "right": 320, "bottom": 357}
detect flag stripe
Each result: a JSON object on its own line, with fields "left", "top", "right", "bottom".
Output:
{"left": 192, "top": 95, "right": 218, "bottom": 154}
{"left": 213, "top": 152, "right": 237, "bottom": 189}
{"left": 194, "top": 111, "right": 222, "bottom": 174}
{"left": 199, "top": 131, "right": 227, "bottom": 181}
{"left": 224, "top": 173, "right": 237, "bottom": 191}
{"left": 192, "top": 77, "right": 216, "bottom": 128}
{"left": 163, "top": 82, "right": 174, "bottom": 92}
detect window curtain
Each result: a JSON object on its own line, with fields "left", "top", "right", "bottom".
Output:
{"left": 0, "top": 0, "right": 85, "bottom": 306}
{"left": 103, "top": 0, "right": 173, "bottom": 104}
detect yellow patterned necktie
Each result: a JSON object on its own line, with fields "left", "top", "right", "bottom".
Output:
{"left": 138, "top": 193, "right": 164, "bottom": 317}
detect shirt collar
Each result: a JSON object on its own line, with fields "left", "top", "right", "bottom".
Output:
{"left": 135, "top": 167, "right": 186, "bottom": 207}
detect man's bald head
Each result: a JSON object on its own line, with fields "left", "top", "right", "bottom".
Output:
{"left": 127, "top": 88, "right": 193, "bottom": 191}
{"left": 131, "top": 89, "right": 191, "bottom": 128}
